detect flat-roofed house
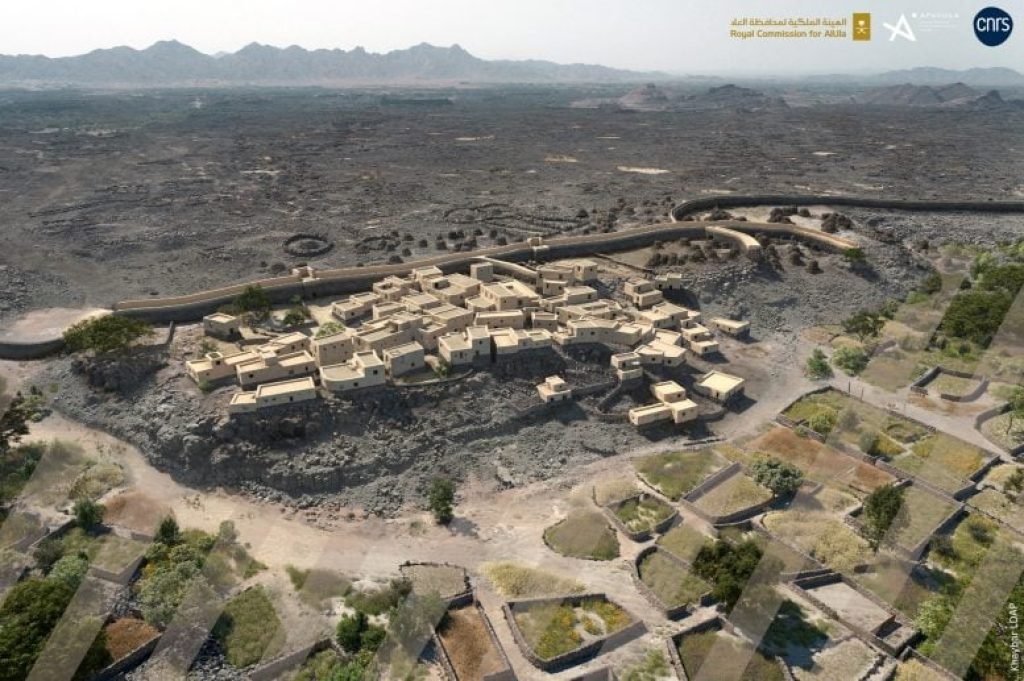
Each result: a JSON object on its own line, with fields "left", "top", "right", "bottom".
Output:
{"left": 653, "top": 272, "right": 685, "bottom": 291}
{"left": 479, "top": 280, "right": 540, "bottom": 311}
{"left": 427, "top": 304, "right": 475, "bottom": 332}
{"left": 186, "top": 350, "right": 259, "bottom": 385}
{"left": 235, "top": 349, "right": 318, "bottom": 389}
{"left": 382, "top": 341, "right": 426, "bottom": 377}
{"left": 475, "top": 310, "right": 526, "bottom": 330}
{"left": 711, "top": 317, "right": 750, "bottom": 338}
{"left": 651, "top": 380, "right": 687, "bottom": 404}
{"left": 565, "top": 259, "right": 599, "bottom": 282}
{"left": 332, "top": 292, "right": 380, "bottom": 321}
{"left": 415, "top": 321, "right": 446, "bottom": 351}
{"left": 353, "top": 323, "right": 414, "bottom": 354}
{"left": 562, "top": 286, "right": 599, "bottom": 305}
{"left": 401, "top": 292, "right": 443, "bottom": 314}
{"left": 229, "top": 376, "right": 318, "bottom": 414}
{"left": 465, "top": 326, "right": 491, "bottom": 358}
{"left": 694, "top": 370, "right": 745, "bottom": 403}
{"left": 688, "top": 339, "right": 720, "bottom": 356}
{"left": 373, "top": 275, "right": 413, "bottom": 302}
{"left": 469, "top": 262, "right": 494, "bottom": 283}
{"left": 531, "top": 311, "right": 559, "bottom": 331}
{"left": 628, "top": 403, "right": 673, "bottom": 426}
{"left": 372, "top": 302, "right": 406, "bottom": 321}
{"left": 611, "top": 352, "right": 643, "bottom": 382}
{"left": 411, "top": 265, "right": 445, "bottom": 287}
{"left": 682, "top": 324, "right": 713, "bottom": 343}
{"left": 267, "top": 331, "right": 310, "bottom": 355}
{"left": 537, "top": 375, "right": 572, "bottom": 403}
{"left": 203, "top": 313, "right": 241, "bottom": 340}
{"left": 438, "top": 332, "right": 473, "bottom": 366}
{"left": 624, "top": 279, "right": 664, "bottom": 308}
{"left": 320, "top": 351, "right": 386, "bottom": 393}
{"left": 310, "top": 331, "right": 354, "bottom": 367}
{"left": 652, "top": 301, "right": 692, "bottom": 327}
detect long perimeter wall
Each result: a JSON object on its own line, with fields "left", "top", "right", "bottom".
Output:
{"left": 95, "top": 194, "right": 1024, "bottom": 324}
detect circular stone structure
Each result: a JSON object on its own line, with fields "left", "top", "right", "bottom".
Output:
{"left": 283, "top": 233, "right": 334, "bottom": 258}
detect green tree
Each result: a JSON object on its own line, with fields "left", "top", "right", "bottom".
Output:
{"left": 862, "top": 484, "right": 905, "bottom": 551}
{"left": 63, "top": 315, "right": 152, "bottom": 354}
{"left": 692, "top": 540, "right": 763, "bottom": 610}
{"left": 843, "top": 247, "right": 867, "bottom": 264}
{"left": 0, "top": 577, "right": 75, "bottom": 681}
{"left": 428, "top": 478, "right": 455, "bottom": 525}
{"left": 919, "top": 270, "right": 942, "bottom": 295}
{"left": 315, "top": 321, "right": 345, "bottom": 338}
{"left": 842, "top": 310, "right": 884, "bottom": 342}
{"left": 833, "top": 346, "right": 869, "bottom": 376}
{"left": 1, "top": 394, "right": 36, "bottom": 456}
{"left": 805, "top": 349, "right": 832, "bottom": 380}
{"left": 73, "top": 498, "right": 105, "bottom": 533}
{"left": 336, "top": 611, "right": 370, "bottom": 654}
{"left": 749, "top": 457, "right": 803, "bottom": 496}
{"left": 282, "top": 306, "right": 309, "bottom": 328}
{"left": 154, "top": 515, "right": 181, "bottom": 545}
{"left": 49, "top": 553, "right": 89, "bottom": 589}
{"left": 234, "top": 285, "right": 272, "bottom": 321}
{"left": 1005, "top": 387, "right": 1024, "bottom": 437}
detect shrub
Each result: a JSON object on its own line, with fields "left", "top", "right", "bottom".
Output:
{"left": 749, "top": 457, "right": 803, "bottom": 496}
{"left": 234, "top": 285, "right": 271, "bottom": 321}
{"left": 315, "top": 321, "right": 345, "bottom": 338}
{"left": 842, "top": 310, "right": 884, "bottom": 341}
{"left": 428, "top": 478, "right": 455, "bottom": 525}
{"left": 214, "top": 587, "right": 281, "bottom": 668}
{"left": 63, "top": 316, "right": 152, "bottom": 355}
{"left": 859, "top": 431, "right": 880, "bottom": 456}
{"left": 692, "top": 540, "right": 763, "bottom": 610}
{"left": 73, "top": 498, "right": 105, "bottom": 532}
{"left": 833, "top": 346, "right": 869, "bottom": 376}
{"left": 807, "top": 408, "right": 838, "bottom": 436}
{"left": 863, "top": 484, "right": 906, "bottom": 550}
{"left": 805, "top": 349, "right": 832, "bottom": 380}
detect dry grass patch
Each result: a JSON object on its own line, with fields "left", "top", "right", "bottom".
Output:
{"left": 594, "top": 477, "right": 640, "bottom": 505}
{"left": 763, "top": 511, "right": 871, "bottom": 572}
{"left": 748, "top": 427, "right": 893, "bottom": 497}
{"left": 656, "top": 524, "right": 712, "bottom": 563}
{"left": 891, "top": 433, "right": 987, "bottom": 493}
{"left": 480, "top": 562, "right": 584, "bottom": 599}
{"left": 104, "top": 618, "right": 159, "bottom": 660}
{"left": 438, "top": 606, "right": 505, "bottom": 681}
{"left": 544, "top": 510, "right": 619, "bottom": 560}
{"left": 677, "top": 628, "right": 784, "bottom": 681}
{"left": 637, "top": 551, "right": 710, "bottom": 609}
{"left": 929, "top": 373, "right": 982, "bottom": 397}
{"left": 894, "top": 659, "right": 952, "bottom": 681}
{"left": 634, "top": 449, "right": 727, "bottom": 500}
{"left": 790, "top": 638, "right": 879, "bottom": 681}
{"left": 612, "top": 495, "right": 675, "bottom": 534}
{"left": 402, "top": 563, "right": 468, "bottom": 598}
{"left": 980, "top": 412, "right": 1024, "bottom": 451}
{"left": 691, "top": 474, "right": 772, "bottom": 517}
{"left": 513, "top": 598, "right": 631, "bottom": 661}
{"left": 968, "top": 489, "right": 1024, "bottom": 533}
{"left": 888, "top": 486, "right": 959, "bottom": 552}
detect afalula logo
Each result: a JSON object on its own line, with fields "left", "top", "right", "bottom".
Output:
{"left": 973, "top": 6, "right": 1013, "bottom": 46}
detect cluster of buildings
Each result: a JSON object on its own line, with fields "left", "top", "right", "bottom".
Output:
{"left": 184, "top": 258, "right": 748, "bottom": 422}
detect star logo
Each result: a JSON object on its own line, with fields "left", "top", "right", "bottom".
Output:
{"left": 883, "top": 14, "right": 917, "bottom": 41}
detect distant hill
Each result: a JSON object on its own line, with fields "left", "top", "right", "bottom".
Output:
{"left": 807, "top": 67, "right": 1024, "bottom": 88}
{"left": 0, "top": 40, "right": 663, "bottom": 88}
{"left": 571, "top": 83, "right": 787, "bottom": 112}
{"left": 855, "top": 82, "right": 1016, "bottom": 110}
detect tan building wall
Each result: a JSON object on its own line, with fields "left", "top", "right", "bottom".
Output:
{"left": 203, "top": 313, "right": 241, "bottom": 339}
{"left": 475, "top": 310, "right": 526, "bottom": 330}
{"left": 383, "top": 342, "right": 426, "bottom": 377}
{"left": 311, "top": 332, "right": 354, "bottom": 367}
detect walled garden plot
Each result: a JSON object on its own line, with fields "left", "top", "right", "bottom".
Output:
{"left": 635, "top": 548, "right": 711, "bottom": 616}
{"left": 634, "top": 448, "right": 728, "bottom": 500}
{"left": 782, "top": 389, "right": 929, "bottom": 450}
{"left": 747, "top": 427, "right": 893, "bottom": 498}
{"left": 849, "top": 485, "right": 960, "bottom": 559}
{"left": 853, "top": 557, "right": 951, "bottom": 620}
{"left": 436, "top": 604, "right": 512, "bottom": 681}
{"left": 672, "top": 619, "right": 785, "bottom": 681}
{"left": 967, "top": 488, "right": 1024, "bottom": 533}
{"left": 400, "top": 562, "right": 470, "bottom": 600}
{"left": 763, "top": 508, "right": 872, "bottom": 573}
{"left": 888, "top": 433, "right": 991, "bottom": 495}
{"left": 687, "top": 471, "right": 772, "bottom": 522}
{"left": 925, "top": 371, "right": 985, "bottom": 400}
{"left": 543, "top": 510, "right": 620, "bottom": 560}
{"left": 606, "top": 494, "right": 677, "bottom": 540}
{"left": 979, "top": 410, "right": 1024, "bottom": 452}
{"left": 656, "top": 524, "right": 712, "bottom": 563}
{"left": 789, "top": 637, "right": 882, "bottom": 681}
{"left": 506, "top": 595, "right": 643, "bottom": 670}
{"left": 480, "top": 562, "right": 584, "bottom": 599}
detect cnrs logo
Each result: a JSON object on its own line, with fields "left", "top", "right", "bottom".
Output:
{"left": 973, "top": 6, "right": 1013, "bottom": 46}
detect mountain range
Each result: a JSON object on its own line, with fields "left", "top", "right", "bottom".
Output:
{"left": 0, "top": 40, "right": 661, "bottom": 87}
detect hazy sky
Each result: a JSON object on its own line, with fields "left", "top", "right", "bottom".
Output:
{"left": 2, "top": 0, "right": 1021, "bottom": 74}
